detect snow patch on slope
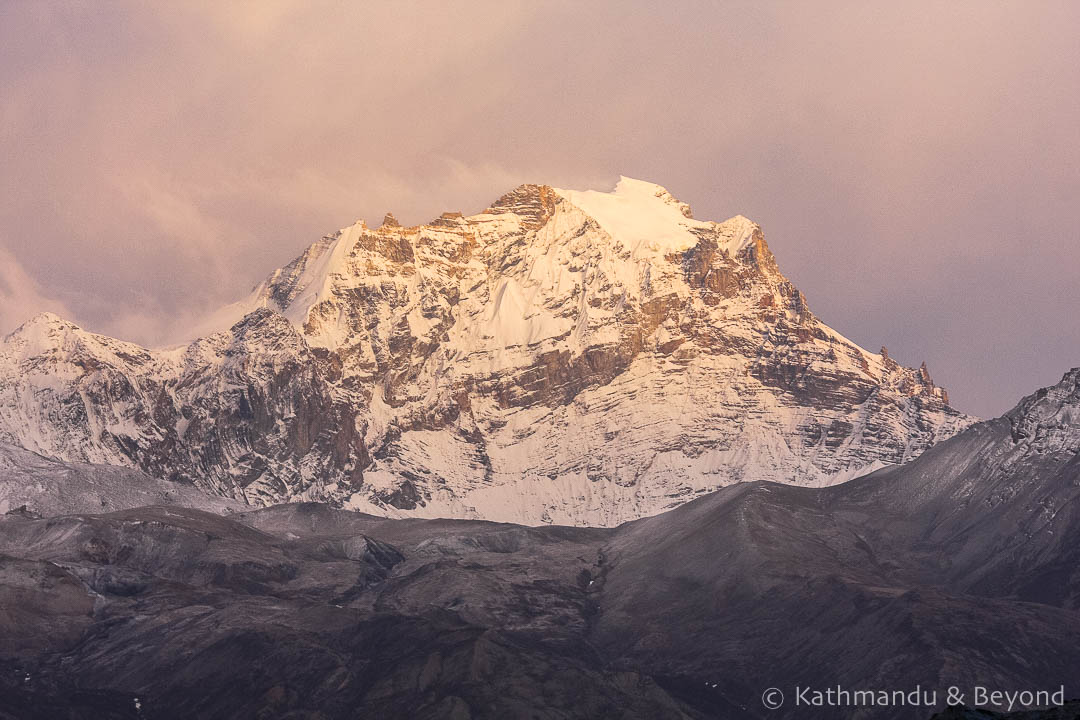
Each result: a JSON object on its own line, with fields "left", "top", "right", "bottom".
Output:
{"left": 181, "top": 222, "right": 362, "bottom": 344}
{"left": 554, "top": 176, "right": 752, "bottom": 258}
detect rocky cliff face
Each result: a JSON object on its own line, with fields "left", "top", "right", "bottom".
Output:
{"left": 0, "top": 310, "right": 365, "bottom": 506}
{"left": 0, "top": 177, "right": 974, "bottom": 525}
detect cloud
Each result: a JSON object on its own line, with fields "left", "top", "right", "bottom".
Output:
{"left": 0, "top": 248, "right": 74, "bottom": 337}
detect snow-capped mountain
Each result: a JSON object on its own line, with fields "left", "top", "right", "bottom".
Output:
{"left": 0, "top": 177, "right": 974, "bottom": 525}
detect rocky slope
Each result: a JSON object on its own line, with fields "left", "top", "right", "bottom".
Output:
{"left": 0, "top": 442, "right": 244, "bottom": 518}
{"left": 832, "top": 366, "right": 1080, "bottom": 606}
{"left": 0, "top": 309, "right": 365, "bottom": 508}
{"left": 588, "top": 369, "right": 1080, "bottom": 719}
{"left": 0, "top": 177, "right": 973, "bottom": 524}
{"left": 0, "top": 370, "right": 1077, "bottom": 719}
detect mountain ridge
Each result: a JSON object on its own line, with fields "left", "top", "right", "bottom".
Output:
{"left": 0, "top": 177, "right": 973, "bottom": 525}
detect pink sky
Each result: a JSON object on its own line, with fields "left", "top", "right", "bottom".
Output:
{"left": 1, "top": 1, "right": 1077, "bottom": 417}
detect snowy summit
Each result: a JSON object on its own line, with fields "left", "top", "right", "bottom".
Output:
{"left": 0, "top": 178, "right": 972, "bottom": 526}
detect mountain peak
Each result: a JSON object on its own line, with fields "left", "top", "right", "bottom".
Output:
{"left": 6, "top": 311, "right": 81, "bottom": 343}
{"left": 553, "top": 177, "right": 722, "bottom": 256}
{"left": 0, "top": 177, "right": 974, "bottom": 525}
{"left": 485, "top": 183, "right": 558, "bottom": 229}
{"left": 21, "top": 311, "right": 73, "bottom": 328}
{"left": 613, "top": 174, "right": 673, "bottom": 193}
{"left": 1008, "top": 367, "right": 1080, "bottom": 449}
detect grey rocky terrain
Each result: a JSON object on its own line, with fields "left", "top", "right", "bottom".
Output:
{"left": 0, "top": 369, "right": 1077, "bottom": 719}
{"left": 0, "top": 442, "right": 244, "bottom": 518}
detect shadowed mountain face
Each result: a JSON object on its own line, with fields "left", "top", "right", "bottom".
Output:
{"left": 0, "top": 370, "right": 1077, "bottom": 719}
{"left": 0, "top": 442, "right": 245, "bottom": 518}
